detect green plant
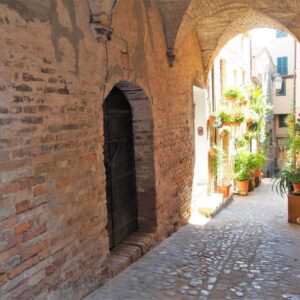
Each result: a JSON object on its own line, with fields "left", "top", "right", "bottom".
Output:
{"left": 246, "top": 85, "right": 272, "bottom": 147}
{"left": 223, "top": 87, "right": 241, "bottom": 100}
{"left": 235, "top": 170, "right": 252, "bottom": 181}
{"left": 289, "top": 168, "right": 300, "bottom": 184}
{"left": 286, "top": 114, "right": 295, "bottom": 125}
{"left": 272, "top": 168, "right": 294, "bottom": 196}
{"left": 248, "top": 121, "right": 259, "bottom": 132}
{"left": 286, "top": 114, "right": 300, "bottom": 169}
{"left": 235, "top": 136, "right": 250, "bottom": 150}
{"left": 247, "top": 152, "right": 266, "bottom": 171}
{"left": 234, "top": 150, "right": 264, "bottom": 177}
{"left": 210, "top": 144, "right": 223, "bottom": 180}
{"left": 220, "top": 125, "right": 231, "bottom": 136}
{"left": 232, "top": 111, "right": 245, "bottom": 123}
{"left": 255, "top": 152, "right": 267, "bottom": 169}
{"left": 217, "top": 111, "right": 231, "bottom": 123}
{"left": 234, "top": 150, "right": 250, "bottom": 173}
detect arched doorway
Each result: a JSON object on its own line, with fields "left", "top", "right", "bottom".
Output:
{"left": 104, "top": 82, "right": 156, "bottom": 249}
{"left": 104, "top": 87, "right": 138, "bottom": 248}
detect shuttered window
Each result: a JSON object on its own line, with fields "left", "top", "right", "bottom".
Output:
{"left": 276, "top": 79, "right": 286, "bottom": 96}
{"left": 277, "top": 57, "right": 288, "bottom": 75}
{"left": 276, "top": 30, "right": 288, "bottom": 38}
{"left": 279, "top": 114, "right": 288, "bottom": 128}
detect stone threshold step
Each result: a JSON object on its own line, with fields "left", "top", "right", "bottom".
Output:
{"left": 197, "top": 192, "right": 233, "bottom": 218}
{"left": 106, "top": 231, "right": 156, "bottom": 279}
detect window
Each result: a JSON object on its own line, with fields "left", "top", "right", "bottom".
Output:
{"left": 276, "top": 30, "right": 288, "bottom": 38}
{"left": 277, "top": 57, "right": 288, "bottom": 75}
{"left": 278, "top": 114, "right": 288, "bottom": 128}
{"left": 276, "top": 79, "right": 286, "bottom": 96}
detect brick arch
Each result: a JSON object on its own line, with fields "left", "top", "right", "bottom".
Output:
{"left": 157, "top": 0, "right": 300, "bottom": 75}
{"left": 205, "top": 9, "right": 298, "bottom": 80}
{"left": 106, "top": 81, "right": 157, "bottom": 232}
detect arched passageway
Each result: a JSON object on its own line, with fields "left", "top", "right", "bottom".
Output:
{"left": 103, "top": 82, "right": 156, "bottom": 248}
{"left": 157, "top": 0, "right": 300, "bottom": 80}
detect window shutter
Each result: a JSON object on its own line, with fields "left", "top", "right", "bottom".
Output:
{"left": 277, "top": 57, "right": 288, "bottom": 75}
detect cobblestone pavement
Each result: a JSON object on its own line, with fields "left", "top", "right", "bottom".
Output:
{"left": 85, "top": 180, "right": 300, "bottom": 300}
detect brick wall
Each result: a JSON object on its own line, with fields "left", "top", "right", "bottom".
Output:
{"left": 0, "top": 1, "right": 203, "bottom": 299}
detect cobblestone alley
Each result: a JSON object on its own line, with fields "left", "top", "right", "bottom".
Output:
{"left": 85, "top": 180, "right": 300, "bottom": 300}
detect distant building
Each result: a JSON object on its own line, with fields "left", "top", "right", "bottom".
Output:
{"left": 252, "top": 47, "right": 277, "bottom": 176}
{"left": 210, "top": 33, "right": 251, "bottom": 109}
{"left": 253, "top": 30, "right": 298, "bottom": 170}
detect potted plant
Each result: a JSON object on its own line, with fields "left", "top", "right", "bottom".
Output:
{"left": 245, "top": 153, "right": 257, "bottom": 192}
{"left": 286, "top": 114, "right": 295, "bottom": 124}
{"left": 290, "top": 169, "right": 300, "bottom": 192}
{"left": 231, "top": 111, "right": 245, "bottom": 125}
{"left": 217, "top": 110, "right": 231, "bottom": 125}
{"left": 234, "top": 151, "right": 252, "bottom": 195}
{"left": 273, "top": 167, "right": 300, "bottom": 223}
{"left": 246, "top": 109, "right": 259, "bottom": 125}
{"left": 208, "top": 114, "right": 216, "bottom": 125}
{"left": 217, "top": 179, "right": 231, "bottom": 198}
{"left": 235, "top": 170, "right": 251, "bottom": 196}
{"left": 238, "top": 94, "right": 248, "bottom": 105}
{"left": 223, "top": 87, "right": 241, "bottom": 102}
{"left": 253, "top": 152, "right": 266, "bottom": 187}
{"left": 219, "top": 125, "right": 231, "bottom": 138}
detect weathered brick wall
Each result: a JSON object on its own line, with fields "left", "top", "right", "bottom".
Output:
{"left": 0, "top": 0, "right": 203, "bottom": 299}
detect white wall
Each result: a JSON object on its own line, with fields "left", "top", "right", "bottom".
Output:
{"left": 296, "top": 43, "right": 300, "bottom": 117}
{"left": 193, "top": 86, "right": 209, "bottom": 185}
{"left": 273, "top": 78, "right": 294, "bottom": 114}
{"left": 268, "top": 33, "right": 295, "bottom": 75}
{"left": 213, "top": 33, "right": 251, "bottom": 105}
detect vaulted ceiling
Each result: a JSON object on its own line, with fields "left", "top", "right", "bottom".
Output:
{"left": 157, "top": 0, "right": 300, "bottom": 76}
{"left": 94, "top": 0, "right": 300, "bottom": 77}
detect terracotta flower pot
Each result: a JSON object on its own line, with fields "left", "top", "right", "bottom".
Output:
{"left": 288, "top": 193, "right": 300, "bottom": 223}
{"left": 224, "top": 96, "right": 235, "bottom": 102}
{"left": 254, "top": 169, "right": 262, "bottom": 187}
{"left": 248, "top": 178, "right": 254, "bottom": 192}
{"left": 208, "top": 115, "right": 216, "bottom": 124}
{"left": 293, "top": 183, "right": 300, "bottom": 192}
{"left": 223, "top": 121, "right": 231, "bottom": 126}
{"left": 255, "top": 176, "right": 260, "bottom": 187}
{"left": 255, "top": 169, "right": 262, "bottom": 177}
{"left": 217, "top": 184, "right": 231, "bottom": 198}
{"left": 236, "top": 180, "right": 249, "bottom": 196}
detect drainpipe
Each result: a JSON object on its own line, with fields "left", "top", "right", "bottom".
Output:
{"left": 211, "top": 66, "right": 217, "bottom": 191}
{"left": 250, "top": 33, "right": 253, "bottom": 80}
{"left": 211, "top": 65, "right": 216, "bottom": 113}
{"left": 292, "top": 39, "right": 297, "bottom": 168}
{"left": 294, "top": 39, "right": 297, "bottom": 116}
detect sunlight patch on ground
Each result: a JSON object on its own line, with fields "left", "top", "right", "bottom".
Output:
{"left": 189, "top": 212, "right": 211, "bottom": 226}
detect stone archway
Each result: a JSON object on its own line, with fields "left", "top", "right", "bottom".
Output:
{"left": 103, "top": 81, "right": 157, "bottom": 248}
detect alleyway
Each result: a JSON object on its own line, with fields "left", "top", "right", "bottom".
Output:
{"left": 85, "top": 180, "right": 300, "bottom": 300}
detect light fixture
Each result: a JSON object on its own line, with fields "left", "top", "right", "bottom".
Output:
{"left": 273, "top": 73, "right": 283, "bottom": 90}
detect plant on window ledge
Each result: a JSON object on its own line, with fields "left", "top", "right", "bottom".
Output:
{"left": 231, "top": 111, "right": 245, "bottom": 124}
{"left": 217, "top": 110, "right": 231, "bottom": 124}
{"left": 223, "top": 87, "right": 241, "bottom": 101}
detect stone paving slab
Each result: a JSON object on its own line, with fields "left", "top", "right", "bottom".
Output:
{"left": 85, "top": 180, "right": 300, "bottom": 300}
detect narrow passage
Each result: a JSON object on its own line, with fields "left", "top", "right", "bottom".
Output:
{"left": 86, "top": 180, "right": 300, "bottom": 300}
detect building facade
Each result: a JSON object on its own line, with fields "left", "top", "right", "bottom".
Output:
{"left": 253, "top": 30, "right": 299, "bottom": 169}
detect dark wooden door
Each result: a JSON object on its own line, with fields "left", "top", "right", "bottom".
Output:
{"left": 104, "top": 87, "right": 138, "bottom": 249}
